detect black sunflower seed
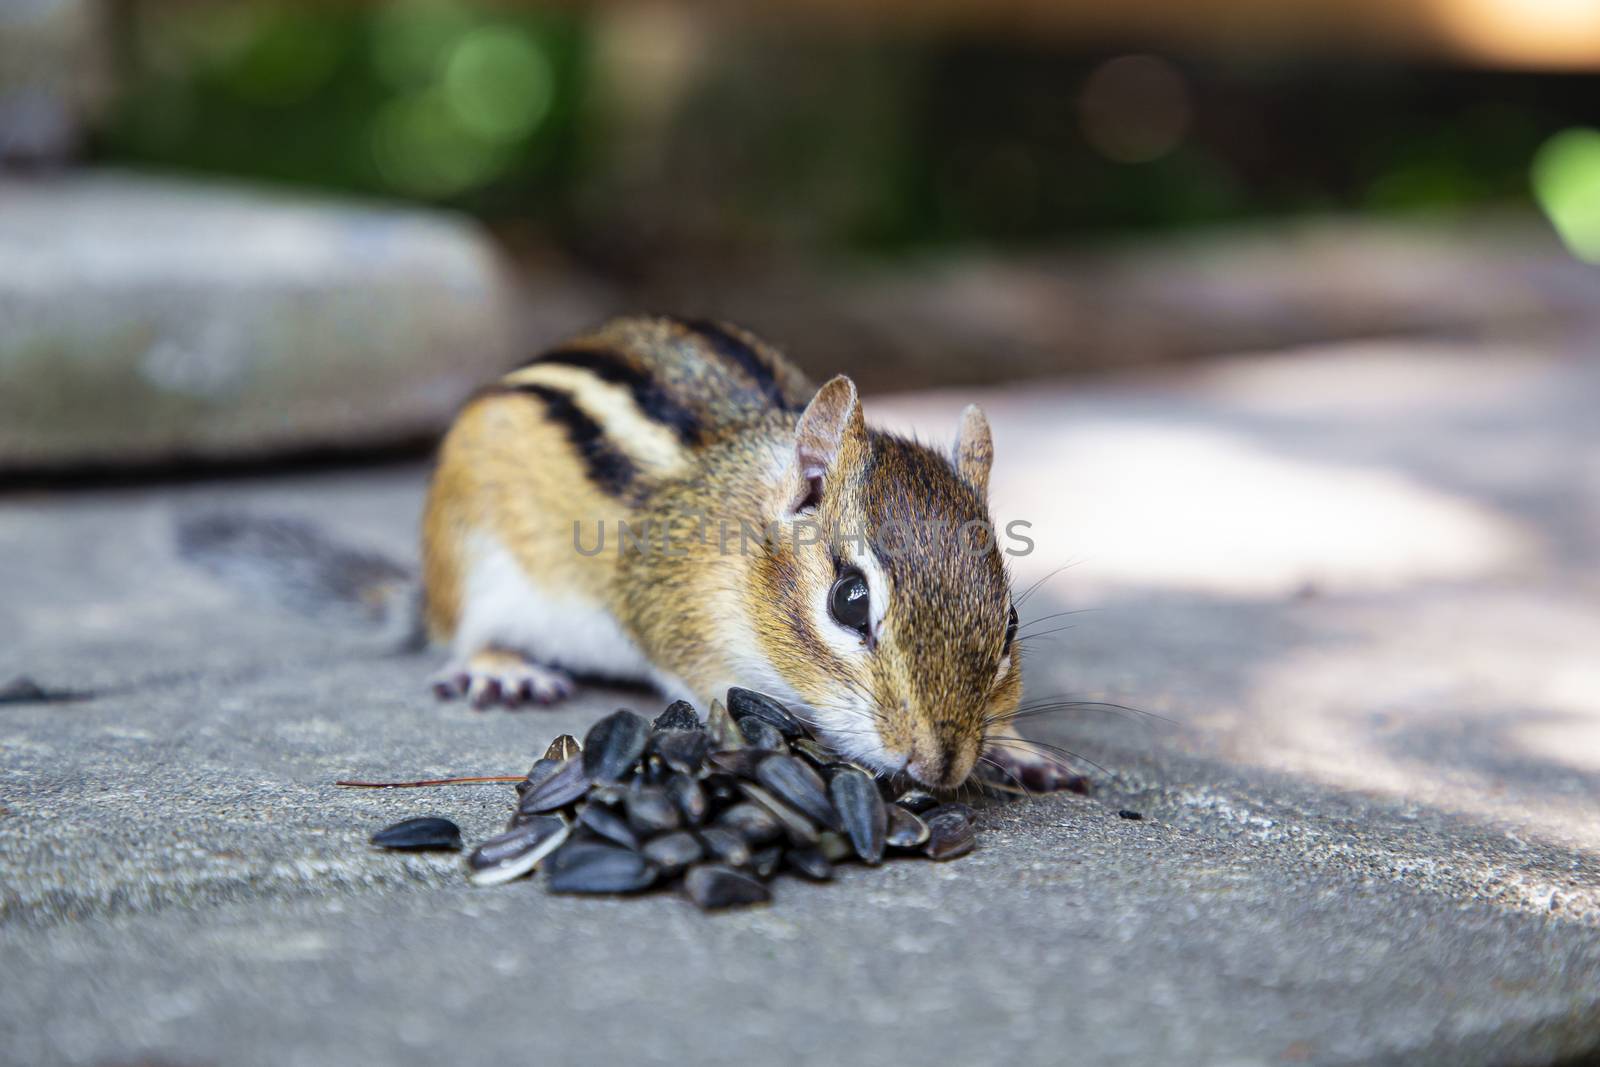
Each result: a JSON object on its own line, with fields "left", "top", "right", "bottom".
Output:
{"left": 737, "top": 717, "right": 788, "bottom": 751}
{"left": 791, "top": 739, "right": 837, "bottom": 768}
{"left": 927, "top": 802, "right": 976, "bottom": 828}
{"left": 894, "top": 790, "right": 939, "bottom": 814}
{"left": 1118, "top": 809, "right": 1144, "bottom": 821}
{"left": 708, "top": 749, "right": 767, "bottom": 779}
{"left": 755, "top": 755, "right": 841, "bottom": 832}
{"left": 640, "top": 754, "right": 672, "bottom": 786}
{"left": 577, "top": 803, "right": 640, "bottom": 850}
{"left": 703, "top": 773, "right": 742, "bottom": 807}
{"left": 794, "top": 740, "right": 871, "bottom": 775}
{"left": 922, "top": 807, "right": 977, "bottom": 860}
{"left": 544, "top": 734, "right": 581, "bottom": 761}
{"left": 545, "top": 840, "right": 658, "bottom": 894}
{"left": 652, "top": 700, "right": 701, "bottom": 731}
{"left": 587, "top": 784, "right": 626, "bottom": 808}
{"left": 518, "top": 757, "right": 590, "bottom": 814}
{"left": 582, "top": 709, "right": 652, "bottom": 782}
{"left": 816, "top": 831, "right": 852, "bottom": 863}
{"left": 651, "top": 728, "right": 712, "bottom": 774}
{"left": 474, "top": 689, "right": 982, "bottom": 904}
{"left": 727, "top": 688, "right": 805, "bottom": 738}
{"left": 785, "top": 846, "right": 833, "bottom": 881}
{"left": 714, "top": 802, "right": 782, "bottom": 846}
{"left": 625, "top": 786, "right": 681, "bottom": 835}
{"left": 705, "top": 698, "right": 743, "bottom": 750}
{"left": 370, "top": 816, "right": 461, "bottom": 851}
{"left": 666, "top": 773, "right": 708, "bottom": 825}
{"left": 467, "top": 816, "right": 568, "bottom": 886}
{"left": 516, "top": 757, "right": 562, "bottom": 798}
{"left": 641, "top": 830, "right": 703, "bottom": 875}
{"left": 886, "top": 806, "right": 931, "bottom": 850}
{"left": 750, "top": 845, "right": 784, "bottom": 880}
{"left": 828, "top": 767, "right": 887, "bottom": 865}
{"left": 738, "top": 783, "right": 820, "bottom": 846}
{"left": 684, "top": 864, "right": 770, "bottom": 910}
{"left": 697, "top": 827, "right": 752, "bottom": 868}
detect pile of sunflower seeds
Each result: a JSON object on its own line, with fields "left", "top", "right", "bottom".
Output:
{"left": 372, "top": 688, "right": 979, "bottom": 910}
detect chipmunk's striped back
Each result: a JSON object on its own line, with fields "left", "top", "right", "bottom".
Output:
{"left": 423, "top": 314, "right": 1048, "bottom": 793}
{"left": 423, "top": 315, "right": 815, "bottom": 655}
{"left": 496, "top": 316, "right": 814, "bottom": 497}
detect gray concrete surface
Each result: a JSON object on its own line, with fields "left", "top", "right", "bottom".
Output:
{"left": 3, "top": 336, "right": 1599, "bottom": 1066}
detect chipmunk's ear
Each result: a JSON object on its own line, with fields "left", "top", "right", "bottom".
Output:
{"left": 951, "top": 404, "right": 993, "bottom": 498}
{"left": 788, "top": 375, "right": 865, "bottom": 513}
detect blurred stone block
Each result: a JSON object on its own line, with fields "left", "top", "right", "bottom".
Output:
{"left": 632, "top": 213, "right": 1600, "bottom": 394}
{"left": 0, "top": 0, "right": 109, "bottom": 163}
{"left": 0, "top": 171, "right": 543, "bottom": 472}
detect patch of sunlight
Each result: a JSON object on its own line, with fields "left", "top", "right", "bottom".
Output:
{"left": 1002, "top": 424, "right": 1530, "bottom": 596}
{"left": 869, "top": 399, "right": 1533, "bottom": 599}
{"left": 1241, "top": 593, "right": 1600, "bottom": 857}
{"left": 1187, "top": 341, "right": 1553, "bottom": 420}
{"left": 1427, "top": 0, "right": 1600, "bottom": 69}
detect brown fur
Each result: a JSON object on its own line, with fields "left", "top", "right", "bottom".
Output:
{"left": 423, "top": 314, "right": 1022, "bottom": 788}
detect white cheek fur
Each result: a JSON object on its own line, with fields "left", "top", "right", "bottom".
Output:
{"left": 798, "top": 548, "right": 903, "bottom": 772}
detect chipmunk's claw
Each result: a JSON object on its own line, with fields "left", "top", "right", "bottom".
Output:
{"left": 431, "top": 671, "right": 470, "bottom": 700}
{"left": 430, "top": 652, "right": 574, "bottom": 710}
{"left": 982, "top": 747, "right": 1090, "bottom": 794}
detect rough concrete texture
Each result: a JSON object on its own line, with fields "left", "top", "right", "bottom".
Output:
{"left": 1, "top": 172, "right": 595, "bottom": 470}
{"left": 3, "top": 337, "right": 1599, "bottom": 1065}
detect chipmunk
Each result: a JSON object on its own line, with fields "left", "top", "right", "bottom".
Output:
{"left": 423, "top": 315, "right": 1072, "bottom": 792}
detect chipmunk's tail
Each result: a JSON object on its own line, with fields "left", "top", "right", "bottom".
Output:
{"left": 174, "top": 511, "right": 425, "bottom": 652}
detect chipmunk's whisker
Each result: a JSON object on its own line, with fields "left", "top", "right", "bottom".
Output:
{"left": 1013, "top": 609, "right": 1094, "bottom": 635}
{"left": 999, "top": 699, "right": 1174, "bottom": 727}
{"left": 984, "top": 735, "right": 1109, "bottom": 777}
{"left": 975, "top": 753, "right": 1037, "bottom": 798}
{"left": 1012, "top": 562, "right": 1081, "bottom": 610}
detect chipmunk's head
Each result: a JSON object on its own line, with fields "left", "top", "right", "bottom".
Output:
{"left": 748, "top": 376, "right": 1022, "bottom": 789}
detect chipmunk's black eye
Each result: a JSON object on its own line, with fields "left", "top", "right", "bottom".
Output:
{"left": 829, "top": 569, "right": 871, "bottom": 638}
{"left": 1003, "top": 605, "right": 1018, "bottom": 653}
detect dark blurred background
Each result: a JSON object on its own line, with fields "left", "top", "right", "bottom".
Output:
{"left": 3, "top": 0, "right": 1599, "bottom": 472}
{"left": 95, "top": 2, "right": 1600, "bottom": 244}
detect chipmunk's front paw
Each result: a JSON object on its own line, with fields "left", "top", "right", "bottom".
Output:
{"left": 431, "top": 650, "right": 574, "bottom": 709}
{"left": 981, "top": 746, "right": 1090, "bottom": 794}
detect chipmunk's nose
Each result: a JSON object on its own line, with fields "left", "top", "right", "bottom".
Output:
{"left": 906, "top": 734, "right": 978, "bottom": 790}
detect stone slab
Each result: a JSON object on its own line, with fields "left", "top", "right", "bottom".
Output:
{"left": 0, "top": 172, "right": 545, "bottom": 471}
{"left": 3, "top": 336, "right": 1599, "bottom": 1065}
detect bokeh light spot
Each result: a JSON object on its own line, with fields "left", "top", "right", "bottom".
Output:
{"left": 1078, "top": 55, "right": 1190, "bottom": 165}
{"left": 443, "top": 27, "right": 553, "bottom": 142}
{"left": 369, "top": 89, "right": 506, "bottom": 196}
{"left": 1531, "top": 128, "right": 1600, "bottom": 263}
{"left": 372, "top": 0, "right": 475, "bottom": 88}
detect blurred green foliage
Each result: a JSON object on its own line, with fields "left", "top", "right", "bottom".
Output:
{"left": 107, "top": 1, "right": 584, "bottom": 203}
{"left": 1533, "top": 126, "right": 1600, "bottom": 261}
{"left": 100, "top": 4, "right": 1600, "bottom": 259}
